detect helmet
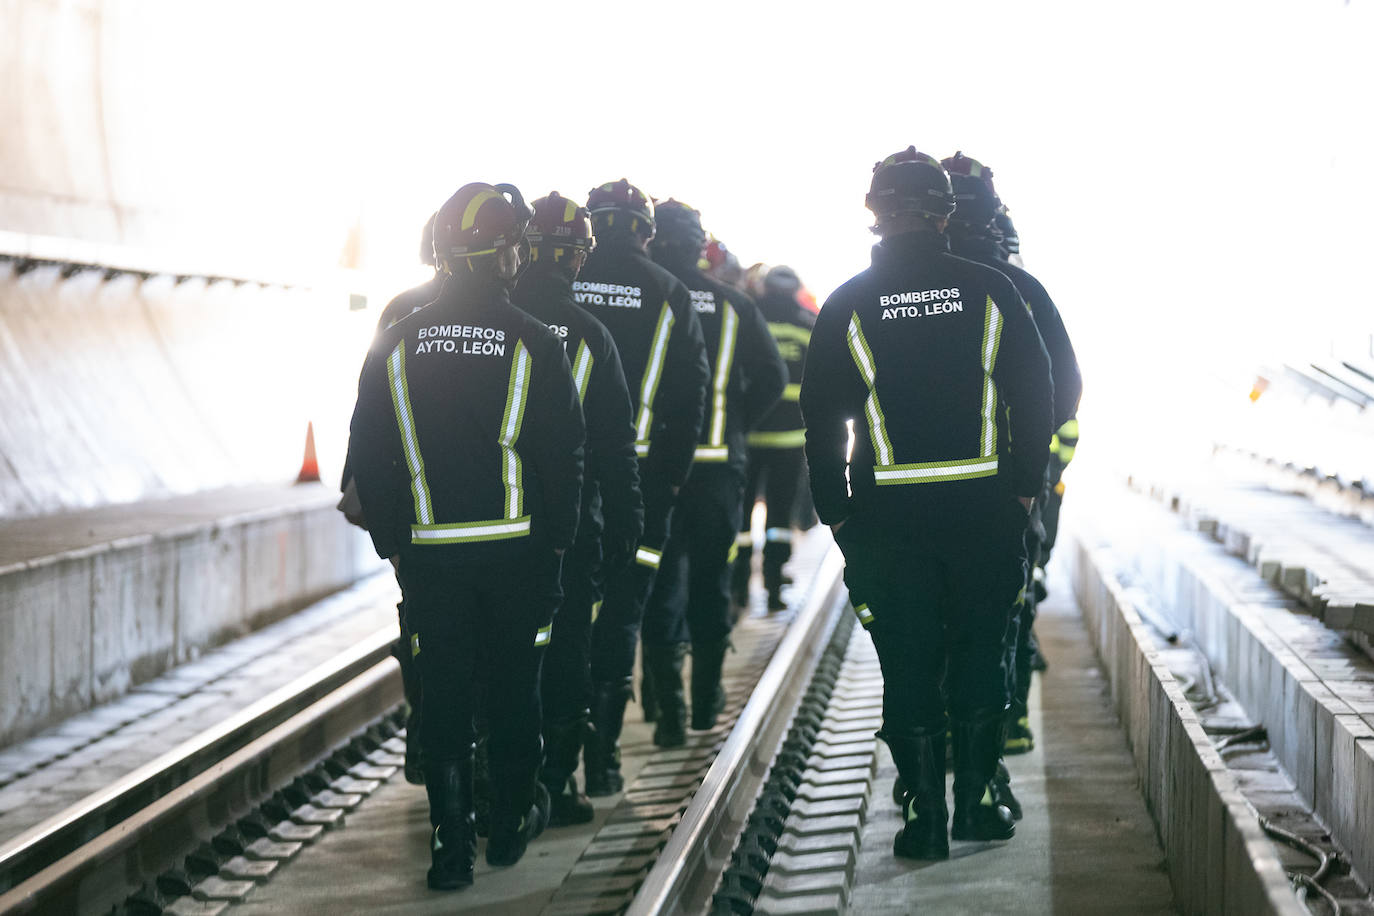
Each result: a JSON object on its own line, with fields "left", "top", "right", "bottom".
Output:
{"left": 587, "top": 179, "right": 656, "bottom": 240}
{"left": 526, "top": 192, "right": 595, "bottom": 252}
{"left": 993, "top": 208, "right": 1020, "bottom": 256}
{"left": 432, "top": 182, "right": 530, "bottom": 273}
{"left": 941, "top": 152, "right": 1001, "bottom": 229}
{"left": 419, "top": 212, "right": 437, "bottom": 267}
{"left": 652, "top": 199, "right": 706, "bottom": 250}
{"left": 865, "top": 146, "right": 956, "bottom": 223}
{"left": 763, "top": 264, "right": 802, "bottom": 296}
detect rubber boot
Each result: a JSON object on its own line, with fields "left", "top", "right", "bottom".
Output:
{"left": 881, "top": 730, "right": 949, "bottom": 860}
{"left": 690, "top": 637, "right": 730, "bottom": 731}
{"left": 584, "top": 679, "right": 633, "bottom": 797}
{"left": 540, "top": 715, "right": 594, "bottom": 826}
{"left": 424, "top": 755, "right": 476, "bottom": 890}
{"left": 762, "top": 542, "right": 790, "bottom": 611}
{"left": 951, "top": 715, "right": 1015, "bottom": 842}
{"left": 643, "top": 644, "right": 688, "bottom": 748}
{"left": 993, "top": 758, "right": 1023, "bottom": 821}
{"left": 730, "top": 546, "right": 752, "bottom": 608}
{"left": 486, "top": 779, "right": 550, "bottom": 867}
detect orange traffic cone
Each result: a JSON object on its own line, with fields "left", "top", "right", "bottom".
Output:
{"left": 296, "top": 422, "right": 321, "bottom": 483}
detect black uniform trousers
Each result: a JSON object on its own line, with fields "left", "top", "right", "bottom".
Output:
{"left": 837, "top": 504, "right": 1026, "bottom": 735}
{"left": 400, "top": 546, "right": 561, "bottom": 810}
{"left": 741, "top": 446, "right": 806, "bottom": 587}
{"left": 590, "top": 471, "right": 677, "bottom": 683}
{"left": 643, "top": 464, "right": 745, "bottom": 647}
{"left": 541, "top": 537, "right": 603, "bottom": 724}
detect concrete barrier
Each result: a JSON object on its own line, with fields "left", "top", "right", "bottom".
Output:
{"left": 0, "top": 493, "right": 380, "bottom": 748}
{"left": 1067, "top": 531, "right": 1302, "bottom": 915}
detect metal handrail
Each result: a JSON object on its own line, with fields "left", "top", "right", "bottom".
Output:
{"left": 628, "top": 544, "right": 847, "bottom": 915}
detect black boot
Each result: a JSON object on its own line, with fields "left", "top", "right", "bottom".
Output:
{"left": 690, "top": 637, "right": 730, "bottom": 730}
{"left": 762, "top": 542, "right": 791, "bottom": 611}
{"left": 486, "top": 779, "right": 550, "bottom": 867}
{"left": 1003, "top": 703, "right": 1035, "bottom": 756}
{"left": 993, "top": 758, "right": 1023, "bottom": 821}
{"left": 584, "top": 679, "right": 633, "bottom": 796}
{"left": 951, "top": 715, "right": 1015, "bottom": 842}
{"left": 643, "top": 644, "right": 688, "bottom": 748}
{"left": 424, "top": 755, "right": 476, "bottom": 890}
{"left": 881, "top": 730, "right": 949, "bottom": 860}
{"left": 540, "top": 715, "right": 594, "bottom": 826}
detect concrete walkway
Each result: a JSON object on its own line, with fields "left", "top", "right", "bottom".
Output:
{"left": 847, "top": 567, "right": 1178, "bottom": 915}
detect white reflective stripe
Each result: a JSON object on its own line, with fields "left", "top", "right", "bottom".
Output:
{"left": 707, "top": 300, "right": 739, "bottom": 448}
{"left": 634, "top": 303, "right": 675, "bottom": 447}
{"left": 411, "top": 516, "right": 532, "bottom": 543}
{"left": 571, "top": 340, "right": 593, "bottom": 405}
{"left": 635, "top": 441, "right": 650, "bottom": 456}
{"left": 387, "top": 342, "right": 434, "bottom": 525}
{"left": 873, "top": 457, "right": 998, "bottom": 484}
{"left": 499, "top": 342, "right": 532, "bottom": 519}
{"left": 533, "top": 624, "right": 552, "bottom": 647}
{"left": 693, "top": 445, "right": 729, "bottom": 462}
{"left": 635, "top": 546, "right": 663, "bottom": 568}
{"left": 765, "top": 527, "right": 792, "bottom": 543}
{"left": 980, "top": 296, "right": 1002, "bottom": 458}
{"left": 854, "top": 603, "right": 874, "bottom": 627}
{"left": 846, "top": 314, "right": 893, "bottom": 465}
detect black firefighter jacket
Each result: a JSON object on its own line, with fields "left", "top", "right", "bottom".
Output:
{"left": 347, "top": 273, "right": 585, "bottom": 564}
{"left": 800, "top": 230, "right": 1053, "bottom": 532}
{"left": 573, "top": 239, "right": 709, "bottom": 492}
{"left": 513, "top": 264, "right": 644, "bottom": 563}
{"left": 750, "top": 288, "right": 817, "bottom": 449}
{"left": 948, "top": 231, "right": 1081, "bottom": 428}
{"left": 655, "top": 266, "right": 787, "bottom": 476}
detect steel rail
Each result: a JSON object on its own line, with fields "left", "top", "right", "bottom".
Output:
{"left": 0, "top": 624, "right": 397, "bottom": 895}
{"left": 0, "top": 654, "right": 402, "bottom": 915}
{"left": 628, "top": 545, "right": 847, "bottom": 916}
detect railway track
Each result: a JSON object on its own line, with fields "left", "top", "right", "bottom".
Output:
{"left": 0, "top": 538, "right": 847, "bottom": 915}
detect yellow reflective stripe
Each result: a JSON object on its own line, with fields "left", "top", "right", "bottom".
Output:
{"left": 980, "top": 296, "right": 1003, "bottom": 458}
{"left": 563, "top": 198, "right": 578, "bottom": 222}
{"left": 461, "top": 189, "right": 502, "bottom": 230}
{"left": 590, "top": 599, "right": 603, "bottom": 624}
{"left": 634, "top": 302, "right": 675, "bottom": 449}
{"left": 1057, "top": 418, "right": 1079, "bottom": 440}
{"left": 847, "top": 314, "right": 893, "bottom": 466}
{"left": 387, "top": 342, "right": 434, "bottom": 525}
{"left": 534, "top": 623, "right": 552, "bottom": 647}
{"left": 873, "top": 457, "right": 998, "bottom": 485}
{"left": 706, "top": 300, "right": 740, "bottom": 449}
{"left": 726, "top": 542, "right": 739, "bottom": 564}
{"left": 410, "top": 632, "right": 420, "bottom": 658}
{"left": 747, "top": 429, "right": 806, "bottom": 448}
{"left": 694, "top": 445, "right": 730, "bottom": 462}
{"left": 499, "top": 341, "right": 533, "bottom": 519}
{"left": 571, "top": 340, "right": 594, "bottom": 405}
{"left": 781, "top": 383, "right": 801, "bottom": 402}
{"left": 735, "top": 532, "right": 754, "bottom": 548}
{"left": 411, "top": 516, "right": 532, "bottom": 544}
{"left": 854, "top": 603, "right": 874, "bottom": 628}
{"left": 635, "top": 546, "right": 663, "bottom": 569}
{"left": 1057, "top": 444, "right": 1077, "bottom": 463}
{"left": 767, "top": 322, "right": 812, "bottom": 346}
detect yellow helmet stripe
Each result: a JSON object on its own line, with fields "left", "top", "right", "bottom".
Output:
{"left": 461, "top": 190, "right": 503, "bottom": 231}
{"left": 563, "top": 198, "right": 578, "bottom": 222}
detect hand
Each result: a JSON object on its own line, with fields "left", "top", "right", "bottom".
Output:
{"left": 1018, "top": 496, "right": 1034, "bottom": 513}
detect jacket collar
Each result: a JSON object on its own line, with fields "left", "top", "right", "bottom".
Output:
{"left": 871, "top": 230, "right": 949, "bottom": 268}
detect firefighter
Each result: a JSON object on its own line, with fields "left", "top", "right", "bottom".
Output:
{"left": 512, "top": 192, "right": 644, "bottom": 824}
{"left": 641, "top": 200, "right": 786, "bottom": 746}
{"left": 732, "top": 264, "right": 816, "bottom": 611}
{"left": 575, "top": 179, "right": 709, "bottom": 794}
{"left": 346, "top": 182, "right": 584, "bottom": 889}
{"left": 801, "top": 149, "right": 1052, "bottom": 860}
{"left": 942, "top": 152, "right": 1082, "bottom": 758}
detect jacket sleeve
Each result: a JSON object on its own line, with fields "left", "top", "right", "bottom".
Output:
{"left": 800, "top": 297, "right": 867, "bottom": 525}
{"left": 346, "top": 343, "right": 412, "bottom": 559}
{"left": 646, "top": 285, "right": 709, "bottom": 488}
{"left": 989, "top": 276, "right": 1054, "bottom": 498}
{"left": 1021, "top": 272, "right": 1082, "bottom": 426}
{"left": 734, "top": 296, "right": 787, "bottom": 429}
{"left": 524, "top": 333, "right": 586, "bottom": 550}
{"left": 586, "top": 333, "right": 644, "bottom": 544}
